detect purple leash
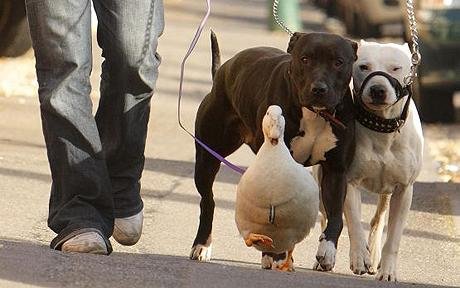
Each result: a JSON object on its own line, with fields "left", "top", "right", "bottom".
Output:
{"left": 177, "top": 0, "right": 246, "bottom": 175}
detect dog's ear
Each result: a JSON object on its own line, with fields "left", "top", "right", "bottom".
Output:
{"left": 287, "top": 32, "right": 302, "bottom": 54}
{"left": 349, "top": 40, "right": 358, "bottom": 61}
{"left": 402, "top": 42, "right": 412, "bottom": 57}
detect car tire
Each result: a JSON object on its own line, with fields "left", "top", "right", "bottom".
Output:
{"left": 0, "top": 0, "right": 32, "bottom": 57}
{"left": 413, "top": 81, "right": 455, "bottom": 123}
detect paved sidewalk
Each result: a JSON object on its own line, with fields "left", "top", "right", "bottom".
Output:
{"left": 0, "top": 0, "right": 459, "bottom": 287}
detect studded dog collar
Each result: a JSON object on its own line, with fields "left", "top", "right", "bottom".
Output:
{"left": 353, "top": 71, "right": 412, "bottom": 133}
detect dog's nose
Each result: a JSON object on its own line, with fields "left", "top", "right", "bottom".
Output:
{"left": 369, "top": 85, "right": 386, "bottom": 102}
{"left": 311, "top": 82, "right": 328, "bottom": 96}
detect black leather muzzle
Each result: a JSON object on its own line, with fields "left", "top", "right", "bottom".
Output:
{"left": 355, "top": 71, "right": 410, "bottom": 102}
{"left": 353, "top": 71, "right": 412, "bottom": 133}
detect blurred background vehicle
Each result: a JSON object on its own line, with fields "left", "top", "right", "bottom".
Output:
{"left": 314, "top": 0, "right": 403, "bottom": 37}
{"left": 0, "top": 0, "right": 32, "bottom": 57}
{"left": 402, "top": 0, "right": 460, "bottom": 122}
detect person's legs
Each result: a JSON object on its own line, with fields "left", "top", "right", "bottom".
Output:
{"left": 92, "top": 0, "right": 164, "bottom": 221}
{"left": 26, "top": 0, "right": 114, "bottom": 252}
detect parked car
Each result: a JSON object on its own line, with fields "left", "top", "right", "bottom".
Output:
{"left": 335, "top": 0, "right": 403, "bottom": 37}
{"left": 0, "top": 0, "right": 32, "bottom": 57}
{"left": 402, "top": 0, "right": 460, "bottom": 122}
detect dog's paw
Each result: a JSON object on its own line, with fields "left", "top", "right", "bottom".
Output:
{"left": 313, "top": 260, "right": 326, "bottom": 271}
{"left": 190, "top": 244, "right": 212, "bottom": 261}
{"left": 376, "top": 269, "right": 397, "bottom": 282}
{"left": 313, "top": 234, "right": 336, "bottom": 271}
{"left": 349, "top": 242, "right": 372, "bottom": 275}
{"left": 261, "top": 254, "right": 273, "bottom": 269}
{"left": 376, "top": 255, "right": 397, "bottom": 281}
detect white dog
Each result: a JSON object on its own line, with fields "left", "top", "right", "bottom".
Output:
{"left": 331, "top": 40, "right": 423, "bottom": 281}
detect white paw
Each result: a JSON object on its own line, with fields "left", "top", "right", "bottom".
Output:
{"left": 376, "top": 255, "right": 398, "bottom": 281}
{"left": 313, "top": 234, "right": 336, "bottom": 271}
{"left": 261, "top": 254, "right": 273, "bottom": 269}
{"left": 349, "top": 242, "right": 371, "bottom": 275}
{"left": 190, "top": 244, "right": 212, "bottom": 261}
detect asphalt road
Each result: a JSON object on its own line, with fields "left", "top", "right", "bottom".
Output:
{"left": 0, "top": 0, "right": 459, "bottom": 287}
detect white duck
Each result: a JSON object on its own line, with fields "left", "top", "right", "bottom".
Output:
{"left": 235, "top": 105, "right": 319, "bottom": 271}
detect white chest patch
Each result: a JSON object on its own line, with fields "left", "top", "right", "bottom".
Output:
{"left": 290, "top": 108, "right": 338, "bottom": 165}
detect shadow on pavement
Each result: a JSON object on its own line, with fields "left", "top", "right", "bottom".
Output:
{"left": 0, "top": 238, "right": 450, "bottom": 288}
{"left": 0, "top": 138, "right": 46, "bottom": 149}
{"left": 141, "top": 189, "right": 459, "bottom": 244}
{"left": 1, "top": 157, "right": 457, "bottom": 218}
{"left": 143, "top": 157, "right": 459, "bottom": 216}
{"left": 0, "top": 167, "right": 50, "bottom": 183}
{"left": 142, "top": 188, "right": 235, "bottom": 211}
{"left": 144, "top": 157, "right": 244, "bottom": 186}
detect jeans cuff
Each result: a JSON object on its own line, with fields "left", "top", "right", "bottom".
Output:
{"left": 113, "top": 200, "right": 143, "bottom": 219}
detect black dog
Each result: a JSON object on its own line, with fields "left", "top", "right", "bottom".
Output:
{"left": 190, "top": 31, "right": 357, "bottom": 271}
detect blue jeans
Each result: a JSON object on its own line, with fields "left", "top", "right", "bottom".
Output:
{"left": 26, "top": 0, "right": 164, "bottom": 252}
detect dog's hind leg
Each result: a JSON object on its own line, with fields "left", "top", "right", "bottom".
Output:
{"left": 344, "top": 184, "right": 371, "bottom": 275}
{"left": 368, "top": 193, "right": 390, "bottom": 274}
{"left": 189, "top": 147, "right": 219, "bottom": 261}
{"left": 377, "top": 185, "right": 413, "bottom": 281}
{"left": 312, "top": 166, "right": 327, "bottom": 231}
{"left": 190, "top": 95, "right": 244, "bottom": 261}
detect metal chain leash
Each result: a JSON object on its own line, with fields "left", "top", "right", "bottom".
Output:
{"left": 273, "top": 0, "right": 294, "bottom": 36}
{"left": 404, "top": 0, "right": 421, "bottom": 86}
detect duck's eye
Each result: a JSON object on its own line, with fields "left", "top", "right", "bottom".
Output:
{"left": 335, "top": 58, "right": 344, "bottom": 67}
{"left": 301, "top": 56, "right": 309, "bottom": 64}
{"left": 359, "top": 64, "right": 369, "bottom": 71}
{"left": 392, "top": 66, "right": 402, "bottom": 72}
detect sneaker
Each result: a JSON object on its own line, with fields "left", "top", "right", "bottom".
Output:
{"left": 113, "top": 210, "right": 143, "bottom": 246}
{"left": 61, "top": 231, "right": 108, "bottom": 254}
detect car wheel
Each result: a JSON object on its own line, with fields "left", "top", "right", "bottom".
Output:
{"left": 413, "top": 81, "right": 455, "bottom": 123}
{"left": 0, "top": 0, "right": 32, "bottom": 57}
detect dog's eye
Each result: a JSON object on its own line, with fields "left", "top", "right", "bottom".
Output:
{"left": 359, "top": 64, "right": 369, "bottom": 71}
{"left": 335, "top": 58, "right": 344, "bottom": 67}
{"left": 301, "top": 56, "right": 309, "bottom": 64}
{"left": 392, "top": 66, "right": 402, "bottom": 72}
